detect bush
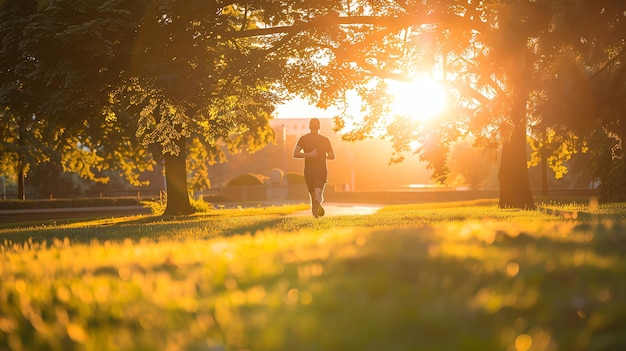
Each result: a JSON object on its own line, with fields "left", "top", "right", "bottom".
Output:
{"left": 202, "top": 194, "right": 230, "bottom": 203}
{"left": 141, "top": 200, "right": 165, "bottom": 216}
{"left": 227, "top": 174, "right": 265, "bottom": 187}
{"left": 285, "top": 172, "right": 306, "bottom": 185}
{"left": 191, "top": 197, "right": 214, "bottom": 213}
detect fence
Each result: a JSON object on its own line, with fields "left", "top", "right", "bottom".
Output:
{"left": 196, "top": 185, "right": 309, "bottom": 202}
{"left": 0, "top": 189, "right": 164, "bottom": 201}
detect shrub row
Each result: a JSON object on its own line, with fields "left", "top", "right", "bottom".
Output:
{"left": 227, "top": 172, "right": 306, "bottom": 186}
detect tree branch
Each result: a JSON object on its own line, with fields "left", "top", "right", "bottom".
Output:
{"left": 589, "top": 46, "right": 626, "bottom": 81}
{"left": 222, "top": 14, "right": 437, "bottom": 39}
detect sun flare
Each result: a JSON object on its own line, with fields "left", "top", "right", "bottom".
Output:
{"left": 386, "top": 76, "right": 447, "bottom": 122}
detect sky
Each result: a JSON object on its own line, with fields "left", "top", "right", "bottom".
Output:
{"left": 274, "top": 98, "right": 339, "bottom": 119}
{"left": 275, "top": 76, "right": 447, "bottom": 122}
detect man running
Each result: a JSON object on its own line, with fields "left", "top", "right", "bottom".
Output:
{"left": 292, "top": 118, "right": 336, "bottom": 218}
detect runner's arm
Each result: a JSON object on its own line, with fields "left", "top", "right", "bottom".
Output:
{"left": 293, "top": 144, "right": 318, "bottom": 158}
{"left": 325, "top": 142, "right": 336, "bottom": 160}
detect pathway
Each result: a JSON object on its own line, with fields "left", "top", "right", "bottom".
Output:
{"left": 286, "top": 202, "right": 383, "bottom": 217}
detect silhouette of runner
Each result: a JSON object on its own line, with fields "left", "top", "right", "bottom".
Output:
{"left": 292, "top": 118, "right": 336, "bottom": 218}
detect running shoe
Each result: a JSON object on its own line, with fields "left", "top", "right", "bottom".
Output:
{"left": 316, "top": 201, "right": 325, "bottom": 217}
{"left": 312, "top": 201, "right": 319, "bottom": 218}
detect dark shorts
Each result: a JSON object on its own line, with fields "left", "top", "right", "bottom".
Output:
{"left": 304, "top": 169, "right": 327, "bottom": 193}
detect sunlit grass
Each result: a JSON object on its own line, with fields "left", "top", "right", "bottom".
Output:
{"left": 1, "top": 202, "right": 625, "bottom": 351}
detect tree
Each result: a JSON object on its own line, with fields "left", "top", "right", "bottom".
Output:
{"left": 586, "top": 32, "right": 626, "bottom": 200}
{"left": 528, "top": 127, "right": 586, "bottom": 196}
{"left": 209, "top": 1, "right": 539, "bottom": 207}
{"left": 0, "top": 0, "right": 47, "bottom": 199}
{"left": 448, "top": 137, "right": 497, "bottom": 190}
{"left": 587, "top": 41, "right": 626, "bottom": 201}
{"left": 2, "top": 0, "right": 294, "bottom": 213}
{"left": 104, "top": 0, "right": 357, "bottom": 214}
{"left": 273, "top": 0, "right": 623, "bottom": 208}
{"left": 0, "top": 0, "right": 154, "bottom": 199}
{"left": 261, "top": 0, "right": 545, "bottom": 208}
{"left": 7, "top": 0, "right": 624, "bottom": 211}
{"left": 525, "top": 0, "right": 626, "bottom": 201}
{"left": 187, "top": 137, "right": 214, "bottom": 195}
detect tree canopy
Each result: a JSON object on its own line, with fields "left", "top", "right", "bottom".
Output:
{"left": 1, "top": 0, "right": 625, "bottom": 210}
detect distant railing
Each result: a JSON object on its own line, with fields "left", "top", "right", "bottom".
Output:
{"left": 0, "top": 189, "right": 164, "bottom": 201}
{"left": 195, "top": 185, "right": 309, "bottom": 202}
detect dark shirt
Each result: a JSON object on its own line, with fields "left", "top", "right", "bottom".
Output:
{"left": 296, "top": 133, "right": 333, "bottom": 172}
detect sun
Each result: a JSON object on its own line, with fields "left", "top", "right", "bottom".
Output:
{"left": 386, "top": 75, "right": 447, "bottom": 122}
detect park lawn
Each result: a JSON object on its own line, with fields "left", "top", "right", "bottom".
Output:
{"left": 1, "top": 202, "right": 625, "bottom": 351}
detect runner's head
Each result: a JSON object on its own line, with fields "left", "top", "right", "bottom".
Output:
{"left": 309, "top": 118, "right": 320, "bottom": 131}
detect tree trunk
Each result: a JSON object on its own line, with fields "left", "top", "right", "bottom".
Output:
{"left": 17, "top": 168, "right": 25, "bottom": 200}
{"left": 498, "top": 95, "right": 535, "bottom": 209}
{"left": 163, "top": 137, "right": 194, "bottom": 216}
{"left": 540, "top": 153, "right": 548, "bottom": 197}
{"left": 17, "top": 117, "right": 27, "bottom": 200}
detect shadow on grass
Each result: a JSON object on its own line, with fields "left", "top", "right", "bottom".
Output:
{"left": 2, "top": 213, "right": 626, "bottom": 350}
{"left": 198, "top": 228, "right": 626, "bottom": 351}
{"left": 0, "top": 213, "right": 295, "bottom": 246}
{"left": 85, "top": 220, "right": 616, "bottom": 351}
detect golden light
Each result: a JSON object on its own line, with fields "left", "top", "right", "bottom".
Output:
{"left": 386, "top": 75, "right": 447, "bottom": 122}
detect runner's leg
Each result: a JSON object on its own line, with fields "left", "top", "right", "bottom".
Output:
{"left": 309, "top": 191, "right": 319, "bottom": 217}
{"left": 304, "top": 171, "right": 318, "bottom": 217}
{"left": 314, "top": 186, "right": 325, "bottom": 217}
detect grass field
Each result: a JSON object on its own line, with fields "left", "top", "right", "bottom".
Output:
{"left": 1, "top": 201, "right": 625, "bottom": 351}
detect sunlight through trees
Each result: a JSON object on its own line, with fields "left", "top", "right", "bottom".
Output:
{"left": 1, "top": 0, "right": 625, "bottom": 210}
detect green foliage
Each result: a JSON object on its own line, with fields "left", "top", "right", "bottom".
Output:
{"left": 0, "top": 0, "right": 154, "bottom": 196}
{"left": 150, "top": 193, "right": 220, "bottom": 216}
{"left": 589, "top": 127, "right": 626, "bottom": 202}
{"left": 1, "top": 203, "right": 626, "bottom": 350}
{"left": 187, "top": 137, "right": 213, "bottom": 193}
{"left": 2, "top": 0, "right": 625, "bottom": 210}
{"left": 528, "top": 127, "right": 586, "bottom": 179}
{"left": 528, "top": 1, "right": 626, "bottom": 200}
{"left": 143, "top": 197, "right": 218, "bottom": 216}
{"left": 140, "top": 200, "right": 166, "bottom": 216}
{"left": 190, "top": 197, "right": 214, "bottom": 213}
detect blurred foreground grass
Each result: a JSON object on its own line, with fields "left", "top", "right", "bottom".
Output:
{"left": 1, "top": 202, "right": 626, "bottom": 351}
